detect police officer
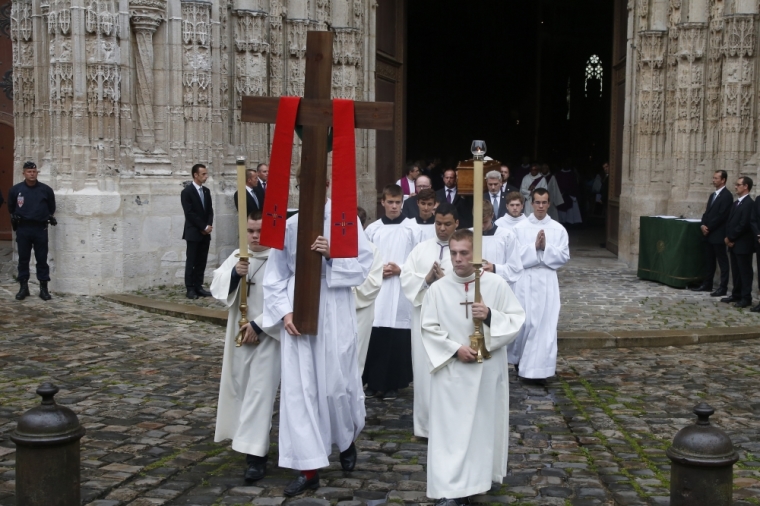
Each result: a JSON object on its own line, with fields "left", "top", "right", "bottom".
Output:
{"left": 8, "top": 161, "right": 57, "bottom": 300}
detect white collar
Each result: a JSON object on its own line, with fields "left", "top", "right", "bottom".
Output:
{"left": 452, "top": 271, "right": 476, "bottom": 284}
{"left": 738, "top": 194, "right": 748, "bottom": 202}
{"left": 193, "top": 181, "right": 203, "bottom": 191}
{"left": 715, "top": 186, "right": 725, "bottom": 194}
{"left": 528, "top": 213, "right": 552, "bottom": 225}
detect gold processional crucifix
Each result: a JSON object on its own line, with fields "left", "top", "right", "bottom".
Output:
{"left": 240, "top": 31, "right": 394, "bottom": 335}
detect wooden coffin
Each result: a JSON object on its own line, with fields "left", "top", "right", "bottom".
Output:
{"left": 455, "top": 158, "right": 502, "bottom": 196}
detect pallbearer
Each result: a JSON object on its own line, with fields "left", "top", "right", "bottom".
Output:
{"left": 210, "top": 210, "right": 282, "bottom": 483}
{"left": 420, "top": 229, "right": 525, "bottom": 504}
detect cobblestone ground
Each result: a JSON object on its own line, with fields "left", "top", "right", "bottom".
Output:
{"left": 3, "top": 234, "right": 760, "bottom": 505}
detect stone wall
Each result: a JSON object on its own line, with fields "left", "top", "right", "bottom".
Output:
{"left": 10, "top": 0, "right": 377, "bottom": 294}
{"left": 620, "top": 0, "right": 760, "bottom": 266}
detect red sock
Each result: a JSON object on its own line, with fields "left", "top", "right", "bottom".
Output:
{"left": 302, "top": 470, "right": 317, "bottom": 480}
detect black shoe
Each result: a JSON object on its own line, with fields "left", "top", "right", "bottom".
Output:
{"left": 514, "top": 364, "right": 519, "bottom": 374}
{"left": 383, "top": 390, "right": 398, "bottom": 401}
{"left": 364, "top": 388, "right": 379, "bottom": 398}
{"left": 751, "top": 304, "right": 760, "bottom": 312}
{"left": 186, "top": 288, "right": 199, "bottom": 299}
{"left": 690, "top": 284, "right": 712, "bottom": 292}
{"left": 15, "top": 281, "right": 29, "bottom": 301}
{"left": 339, "top": 443, "right": 357, "bottom": 471}
{"left": 284, "top": 472, "right": 320, "bottom": 497}
{"left": 244, "top": 461, "right": 266, "bottom": 483}
{"left": 710, "top": 289, "right": 728, "bottom": 297}
{"left": 734, "top": 301, "right": 752, "bottom": 308}
{"left": 195, "top": 286, "right": 212, "bottom": 297}
{"left": 721, "top": 296, "right": 739, "bottom": 303}
{"left": 39, "top": 281, "right": 51, "bottom": 301}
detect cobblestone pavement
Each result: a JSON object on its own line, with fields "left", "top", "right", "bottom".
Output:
{"left": 4, "top": 233, "right": 760, "bottom": 505}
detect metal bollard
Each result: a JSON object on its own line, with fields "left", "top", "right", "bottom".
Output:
{"left": 11, "top": 383, "right": 86, "bottom": 506}
{"left": 667, "top": 402, "right": 738, "bottom": 506}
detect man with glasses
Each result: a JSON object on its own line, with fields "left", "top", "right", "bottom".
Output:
{"left": 8, "top": 161, "right": 57, "bottom": 300}
{"left": 509, "top": 188, "right": 569, "bottom": 385}
{"left": 402, "top": 175, "right": 434, "bottom": 219}
{"left": 722, "top": 177, "right": 754, "bottom": 308}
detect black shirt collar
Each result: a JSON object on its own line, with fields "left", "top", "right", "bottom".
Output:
{"left": 416, "top": 216, "right": 434, "bottom": 224}
{"left": 483, "top": 225, "right": 498, "bottom": 236}
{"left": 381, "top": 215, "right": 407, "bottom": 225}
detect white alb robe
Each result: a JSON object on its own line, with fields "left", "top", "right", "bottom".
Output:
{"left": 421, "top": 272, "right": 525, "bottom": 499}
{"left": 482, "top": 231, "right": 524, "bottom": 291}
{"left": 211, "top": 248, "right": 282, "bottom": 457}
{"left": 520, "top": 174, "right": 564, "bottom": 218}
{"left": 364, "top": 218, "right": 417, "bottom": 329}
{"left": 508, "top": 214, "right": 570, "bottom": 379}
{"left": 354, "top": 242, "right": 384, "bottom": 376}
{"left": 493, "top": 213, "right": 527, "bottom": 230}
{"left": 400, "top": 237, "right": 453, "bottom": 438}
{"left": 404, "top": 218, "right": 437, "bottom": 244}
{"left": 263, "top": 202, "right": 373, "bottom": 470}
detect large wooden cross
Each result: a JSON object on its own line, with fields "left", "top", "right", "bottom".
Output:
{"left": 241, "top": 31, "right": 394, "bottom": 335}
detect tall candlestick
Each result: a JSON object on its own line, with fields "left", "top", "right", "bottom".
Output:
{"left": 472, "top": 154, "right": 484, "bottom": 263}
{"left": 235, "top": 156, "right": 249, "bottom": 347}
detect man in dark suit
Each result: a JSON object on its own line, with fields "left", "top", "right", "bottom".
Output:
{"left": 485, "top": 170, "right": 508, "bottom": 219}
{"left": 401, "top": 175, "right": 432, "bottom": 219}
{"left": 500, "top": 164, "right": 519, "bottom": 194}
{"left": 256, "top": 163, "right": 269, "bottom": 193}
{"left": 722, "top": 176, "right": 754, "bottom": 308}
{"left": 750, "top": 188, "right": 760, "bottom": 312}
{"left": 692, "top": 170, "right": 733, "bottom": 295}
{"left": 234, "top": 168, "right": 265, "bottom": 213}
{"left": 435, "top": 169, "right": 473, "bottom": 228}
{"left": 181, "top": 163, "right": 214, "bottom": 299}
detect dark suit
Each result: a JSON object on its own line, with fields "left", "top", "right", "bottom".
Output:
{"left": 402, "top": 196, "right": 420, "bottom": 219}
{"left": 750, "top": 197, "right": 760, "bottom": 287}
{"left": 234, "top": 185, "right": 264, "bottom": 214}
{"left": 726, "top": 195, "right": 754, "bottom": 303}
{"left": 436, "top": 187, "right": 473, "bottom": 228}
{"left": 700, "top": 187, "right": 733, "bottom": 290}
{"left": 502, "top": 183, "right": 520, "bottom": 195}
{"left": 484, "top": 190, "right": 508, "bottom": 219}
{"left": 181, "top": 183, "right": 214, "bottom": 289}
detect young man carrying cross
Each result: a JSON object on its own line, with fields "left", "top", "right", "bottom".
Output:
{"left": 262, "top": 174, "right": 374, "bottom": 496}
{"left": 210, "top": 211, "right": 281, "bottom": 484}
{"left": 420, "top": 229, "right": 525, "bottom": 505}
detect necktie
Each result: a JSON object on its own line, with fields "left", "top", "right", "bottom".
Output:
{"left": 492, "top": 194, "right": 498, "bottom": 208}
{"left": 447, "top": 190, "right": 452, "bottom": 204}
{"left": 248, "top": 188, "right": 259, "bottom": 208}
{"left": 262, "top": 181, "right": 266, "bottom": 191}
{"left": 198, "top": 187, "right": 205, "bottom": 209}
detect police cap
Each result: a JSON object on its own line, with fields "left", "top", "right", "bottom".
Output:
{"left": 22, "top": 161, "right": 37, "bottom": 170}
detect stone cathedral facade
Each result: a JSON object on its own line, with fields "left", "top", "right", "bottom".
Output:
{"left": 620, "top": 0, "right": 760, "bottom": 265}
{"left": 9, "top": 0, "right": 377, "bottom": 294}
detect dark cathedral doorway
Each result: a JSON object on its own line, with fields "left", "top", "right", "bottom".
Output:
{"left": 374, "top": 0, "right": 625, "bottom": 251}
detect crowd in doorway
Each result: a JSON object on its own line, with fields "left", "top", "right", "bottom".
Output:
{"left": 398, "top": 156, "right": 611, "bottom": 228}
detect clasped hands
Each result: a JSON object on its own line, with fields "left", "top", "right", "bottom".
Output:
{"left": 424, "top": 261, "right": 445, "bottom": 285}
{"left": 535, "top": 230, "right": 546, "bottom": 251}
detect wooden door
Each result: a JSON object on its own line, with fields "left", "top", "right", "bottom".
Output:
{"left": 606, "top": 0, "right": 627, "bottom": 254}
{"left": 375, "top": 0, "right": 406, "bottom": 216}
{"left": 0, "top": 0, "right": 13, "bottom": 241}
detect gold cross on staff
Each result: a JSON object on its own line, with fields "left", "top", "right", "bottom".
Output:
{"left": 460, "top": 299, "right": 474, "bottom": 319}
{"left": 239, "top": 31, "right": 394, "bottom": 335}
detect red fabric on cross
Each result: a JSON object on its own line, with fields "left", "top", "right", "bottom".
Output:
{"left": 260, "top": 96, "right": 300, "bottom": 250}
{"left": 330, "top": 99, "right": 359, "bottom": 258}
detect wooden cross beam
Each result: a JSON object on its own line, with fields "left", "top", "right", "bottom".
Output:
{"left": 240, "top": 30, "right": 394, "bottom": 335}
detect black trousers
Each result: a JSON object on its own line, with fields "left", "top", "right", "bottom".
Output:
{"left": 16, "top": 224, "right": 50, "bottom": 282}
{"left": 185, "top": 236, "right": 211, "bottom": 289}
{"left": 363, "top": 327, "right": 413, "bottom": 392}
{"left": 729, "top": 248, "right": 754, "bottom": 303}
{"left": 704, "top": 241, "right": 730, "bottom": 290}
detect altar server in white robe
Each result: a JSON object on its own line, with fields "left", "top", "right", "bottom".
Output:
{"left": 509, "top": 188, "right": 570, "bottom": 384}
{"left": 494, "top": 191, "right": 528, "bottom": 230}
{"left": 404, "top": 188, "right": 438, "bottom": 244}
{"left": 263, "top": 192, "right": 373, "bottom": 496}
{"left": 354, "top": 207, "right": 384, "bottom": 376}
{"left": 520, "top": 164, "right": 564, "bottom": 217}
{"left": 363, "top": 184, "right": 418, "bottom": 400}
{"left": 400, "top": 202, "right": 460, "bottom": 438}
{"left": 479, "top": 200, "right": 524, "bottom": 291}
{"left": 421, "top": 229, "right": 525, "bottom": 504}
{"left": 211, "top": 211, "right": 282, "bottom": 484}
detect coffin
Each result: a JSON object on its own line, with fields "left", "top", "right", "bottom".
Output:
{"left": 455, "top": 158, "right": 503, "bottom": 196}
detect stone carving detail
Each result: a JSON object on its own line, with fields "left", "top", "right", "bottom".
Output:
{"left": 48, "top": 0, "right": 72, "bottom": 35}
{"left": 182, "top": 1, "right": 212, "bottom": 122}
{"left": 673, "top": 24, "right": 706, "bottom": 133}
{"left": 637, "top": 31, "right": 666, "bottom": 135}
{"left": 287, "top": 19, "right": 309, "bottom": 97}
{"left": 720, "top": 15, "right": 754, "bottom": 138}
{"left": 10, "top": 0, "right": 33, "bottom": 116}
{"left": 638, "top": 0, "right": 648, "bottom": 21}
{"left": 130, "top": 0, "right": 165, "bottom": 151}
{"left": 332, "top": 28, "right": 360, "bottom": 99}
{"left": 234, "top": 12, "right": 268, "bottom": 103}
{"left": 316, "top": 0, "right": 330, "bottom": 24}
{"left": 269, "top": 0, "right": 284, "bottom": 97}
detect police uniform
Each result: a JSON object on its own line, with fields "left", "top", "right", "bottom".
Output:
{"left": 8, "top": 166, "right": 56, "bottom": 300}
